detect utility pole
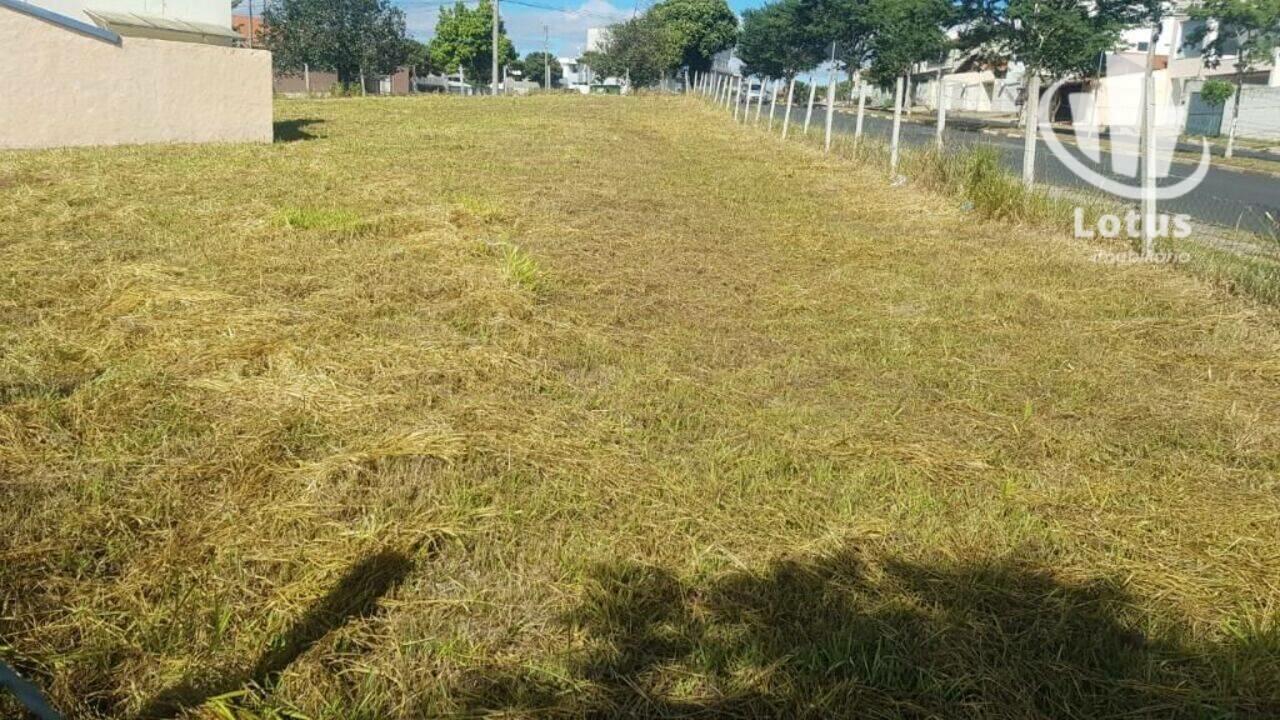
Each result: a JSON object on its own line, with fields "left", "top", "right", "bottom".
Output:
{"left": 247, "top": 0, "right": 253, "bottom": 49}
{"left": 803, "top": 81, "right": 816, "bottom": 133}
{"left": 491, "top": 0, "right": 500, "bottom": 96}
{"left": 543, "top": 25, "right": 550, "bottom": 91}
{"left": 1140, "top": 19, "right": 1161, "bottom": 258}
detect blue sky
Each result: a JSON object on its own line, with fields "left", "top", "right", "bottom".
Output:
{"left": 396, "top": 0, "right": 760, "bottom": 59}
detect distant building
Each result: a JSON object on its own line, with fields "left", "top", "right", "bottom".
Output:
{"left": 560, "top": 27, "right": 625, "bottom": 94}
{"left": 0, "top": 0, "right": 271, "bottom": 149}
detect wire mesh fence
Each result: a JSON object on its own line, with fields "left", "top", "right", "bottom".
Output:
{"left": 690, "top": 72, "right": 1280, "bottom": 242}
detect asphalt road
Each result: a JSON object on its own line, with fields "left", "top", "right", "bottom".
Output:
{"left": 798, "top": 108, "right": 1280, "bottom": 237}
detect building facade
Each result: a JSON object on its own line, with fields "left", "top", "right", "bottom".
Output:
{"left": 0, "top": 0, "right": 271, "bottom": 149}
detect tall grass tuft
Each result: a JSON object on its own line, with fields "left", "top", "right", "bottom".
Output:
{"left": 500, "top": 243, "right": 542, "bottom": 292}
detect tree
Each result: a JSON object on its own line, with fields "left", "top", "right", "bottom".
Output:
{"left": 1188, "top": 0, "right": 1280, "bottom": 156}
{"left": 797, "top": 0, "right": 875, "bottom": 78}
{"left": 960, "top": 0, "right": 1154, "bottom": 79}
{"left": 737, "top": 0, "right": 826, "bottom": 80}
{"left": 1199, "top": 77, "right": 1236, "bottom": 105}
{"left": 405, "top": 38, "right": 431, "bottom": 77}
{"left": 649, "top": 0, "right": 740, "bottom": 73}
{"left": 958, "top": 0, "right": 1152, "bottom": 184}
{"left": 522, "top": 51, "right": 563, "bottom": 87}
{"left": 586, "top": 15, "right": 681, "bottom": 87}
{"left": 261, "top": 0, "right": 409, "bottom": 86}
{"left": 427, "top": 0, "right": 518, "bottom": 86}
{"left": 863, "top": 0, "right": 953, "bottom": 83}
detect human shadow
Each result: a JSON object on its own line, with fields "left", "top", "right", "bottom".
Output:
{"left": 138, "top": 548, "right": 416, "bottom": 719}
{"left": 273, "top": 119, "right": 323, "bottom": 143}
{"left": 455, "top": 545, "right": 1280, "bottom": 718}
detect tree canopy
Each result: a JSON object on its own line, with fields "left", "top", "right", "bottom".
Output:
{"left": 583, "top": 16, "right": 680, "bottom": 86}
{"left": 427, "top": 0, "right": 518, "bottom": 85}
{"left": 959, "top": 0, "right": 1156, "bottom": 78}
{"left": 736, "top": 0, "right": 827, "bottom": 79}
{"left": 522, "top": 51, "right": 564, "bottom": 87}
{"left": 649, "top": 0, "right": 740, "bottom": 72}
{"left": 864, "top": 0, "right": 954, "bottom": 81}
{"left": 1188, "top": 0, "right": 1280, "bottom": 77}
{"left": 583, "top": 0, "right": 737, "bottom": 86}
{"left": 261, "top": 0, "right": 409, "bottom": 84}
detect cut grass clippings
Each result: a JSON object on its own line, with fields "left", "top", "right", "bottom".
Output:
{"left": 1, "top": 95, "right": 1279, "bottom": 719}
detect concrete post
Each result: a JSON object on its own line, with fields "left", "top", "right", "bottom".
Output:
{"left": 803, "top": 81, "right": 817, "bottom": 134}
{"left": 1022, "top": 73, "right": 1041, "bottom": 187}
{"left": 782, "top": 76, "right": 797, "bottom": 139}
{"left": 890, "top": 76, "right": 905, "bottom": 178}
{"left": 768, "top": 80, "right": 780, "bottom": 129}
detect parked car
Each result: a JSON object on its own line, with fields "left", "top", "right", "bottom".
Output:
{"left": 743, "top": 82, "right": 770, "bottom": 104}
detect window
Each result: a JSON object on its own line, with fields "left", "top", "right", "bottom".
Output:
{"left": 1179, "top": 20, "right": 1205, "bottom": 58}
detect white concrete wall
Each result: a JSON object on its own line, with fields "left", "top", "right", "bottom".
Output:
{"left": 0, "top": 8, "right": 271, "bottom": 149}
{"left": 1223, "top": 85, "right": 1280, "bottom": 141}
{"left": 24, "top": 0, "right": 230, "bottom": 27}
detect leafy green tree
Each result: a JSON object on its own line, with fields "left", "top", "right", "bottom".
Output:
{"left": 649, "top": 0, "right": 739, "bottom": 72}
{"left": 427, "top": 0, "right": 518, "bottom": 85}
{"left": 864, "top": 0, "right": 953, "bottom": 83}
{"left": 1199, "top": 77, "right": 1236, "bottom": 105}
{"left": 522, "top": 51, "right": 563, "bottom": 87}
{"left": 737, "top": 0, "right": 827, "bottom": 80}
{"left": 261, "top": 0, "right": 409, "bottom": 85}
{"left": 798, "top": 0, "right": 875, "bottom": 77}
{"left": 1188, "top": 0, "right": 1280, "bottom": 155}
{"left": 960, "top": 0, "right": 1154, "bottom": 79}
{"left": 586, "top": 15, "right": 681, "bottom": 87}
{"left": 405, "top": 38, "right": 431, "bottom": 76}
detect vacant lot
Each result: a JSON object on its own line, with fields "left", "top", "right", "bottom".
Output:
{"left": 2, "top": 96, "right": 1278, "bottom": 719}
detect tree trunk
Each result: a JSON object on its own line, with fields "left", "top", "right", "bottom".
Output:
{"left": 1226, "top": 72, "right": 1243, "bottom": 158}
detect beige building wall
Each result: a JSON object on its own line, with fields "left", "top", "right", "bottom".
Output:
{"left": 1, "top": 9, "right": 272, "bottom": 149}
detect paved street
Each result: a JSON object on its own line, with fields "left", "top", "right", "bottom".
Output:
{"left": 797, "top": 108, "right": 1280, "bottom": 237}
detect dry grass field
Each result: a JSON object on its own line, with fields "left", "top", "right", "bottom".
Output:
{"left": 2, "top": 95, "right": 1279, "bottom": 719}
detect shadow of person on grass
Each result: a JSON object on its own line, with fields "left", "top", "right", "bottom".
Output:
{"left": 137, "top": 548, "right": 416, "bottom": 719}
{"left": 455, "top": 545, "right": 1280, "bottom": 719}
{"left": 273, "top": 119, "right": 323, "bottom": 143}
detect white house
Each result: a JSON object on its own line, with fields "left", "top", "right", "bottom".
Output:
{"left": 0, "top": 0, "right": 271, "bottom": 149}
{"left": 559, "top": 27, "right": 625, "bottom": 93}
